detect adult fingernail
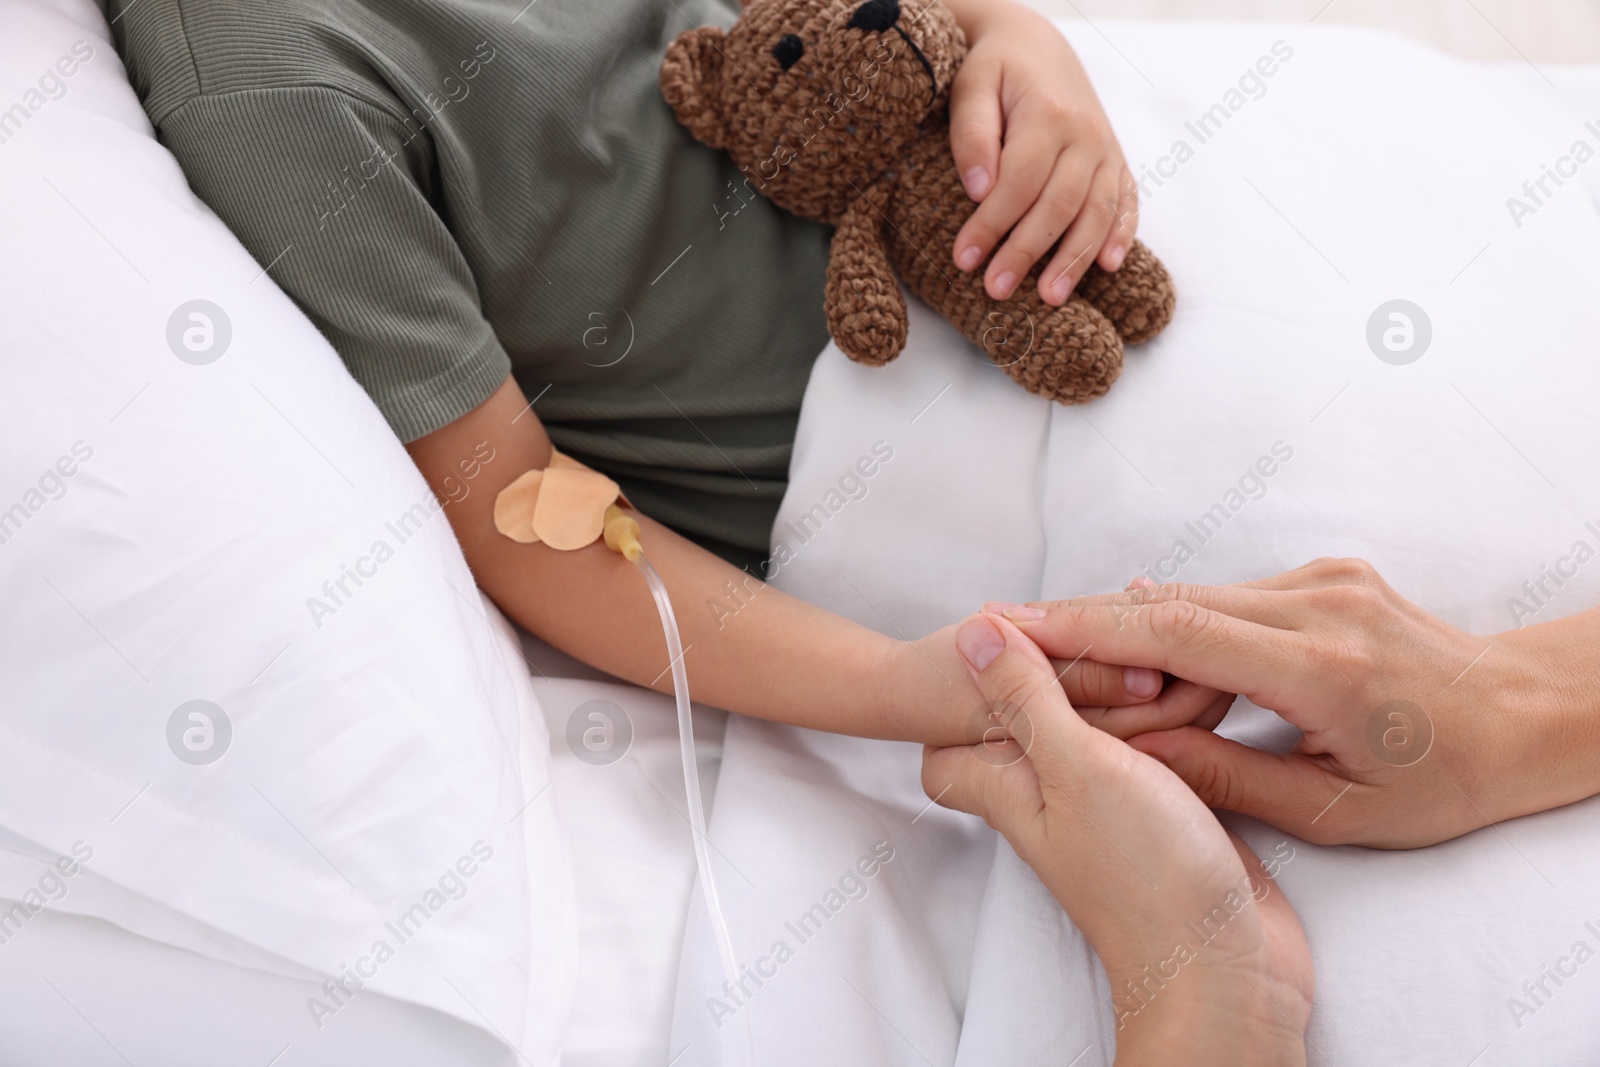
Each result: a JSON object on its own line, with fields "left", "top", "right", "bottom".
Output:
{"left": 1049, "top": 272, "right": 1072, "bottom": 303}
{"left": 957, "top": 245, "right": 982, "bottom": 271}
{"left": 957, "top": 615, "right": 1005, "bottom": 672}
{"left": 1124, "top": 667, "right": 1162, "bottom": 699}
{"left": 981, "top": 602, "right": 1046, "bottom": 621}
{"left": 1108, "top": 244, "right": 1127, "bottom": 270}
{"left": 962, "top": 166, "right": 991, "bottom": 199}
{"left": 993, "top": 271, "right": 1016, "bottom": 299}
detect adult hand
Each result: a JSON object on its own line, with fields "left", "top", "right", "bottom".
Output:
{"left": 923, "top": 612, "right": 1311, "bottom": 1065}
{"left": 987, "top": 557, "right": 1600, "bottom": 848}
{"left": 943, "top": 0, "right": 1137, "bottom": 305}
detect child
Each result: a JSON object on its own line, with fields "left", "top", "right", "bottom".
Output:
{"left": 110, "top": 0, "right": 1197, "bottom": 741}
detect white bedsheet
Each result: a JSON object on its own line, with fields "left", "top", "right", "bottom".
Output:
{"left": 521, "top": 636, "right": 729, "bottom": 1067}
{"left": 0, "top": 906, "right": 519, "bottom": 1067}
{"left": 669, "top": 23, "right": 1600, "bottom": 1067}
{"left": 0, "top": 627, "right": 708, "bottom": 1067}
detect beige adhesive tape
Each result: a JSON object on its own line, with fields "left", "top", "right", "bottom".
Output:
{"left": 492, "top": 468, "right": 545, "bottom": 544}
{"left": 492, "top": 450, "right": 624, "bottom": 550}
{"left": 533, "top": 467, "right": 621, "bottom": 550}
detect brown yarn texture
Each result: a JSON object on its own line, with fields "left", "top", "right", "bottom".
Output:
{"left": 661, "top": 0, "right": 1176, "bottom": 404}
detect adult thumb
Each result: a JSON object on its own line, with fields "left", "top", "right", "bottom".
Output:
{"left": 1128, "top": 727, "right": 1341, "bottom": 837}
{"left": 954, "top": 612, "right": 1086, "bottom": 781}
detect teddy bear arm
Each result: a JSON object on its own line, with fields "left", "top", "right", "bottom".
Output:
{"left": 824, "top": 200, "right": 907, "bottom": 367}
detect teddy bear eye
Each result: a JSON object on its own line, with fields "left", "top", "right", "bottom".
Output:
{"left": 772, "top": 34, "right": 805, "bottom": 71}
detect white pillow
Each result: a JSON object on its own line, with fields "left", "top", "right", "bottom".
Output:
{"left": 1035, "top": 26, "right": 1600, "bottom": 635}
{"left": 0, "top": 0, "right": 574, "bottom": 1057}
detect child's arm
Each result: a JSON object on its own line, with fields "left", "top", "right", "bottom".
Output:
{"left": 408, "top": 376, "right": 1184, "bottom": 744}
{"left": 409, "top": 375, "right": 964, "bottom": 742}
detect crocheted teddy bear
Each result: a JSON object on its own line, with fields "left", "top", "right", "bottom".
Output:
{"left": 661, "top": 0, "right": 1175, "bottom": 404}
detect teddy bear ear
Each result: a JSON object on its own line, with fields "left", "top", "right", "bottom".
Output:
{"left": 661, "top": 26, "right": 729, "bottom": 149}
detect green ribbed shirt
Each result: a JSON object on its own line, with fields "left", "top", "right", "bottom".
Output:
{"left": 109, "top": 0, "right": 832, "bottom": 567}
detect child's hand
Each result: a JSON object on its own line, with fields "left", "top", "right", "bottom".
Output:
{"left": 883, "top": 616, "right": 1230, "bottom": 747}
{"left": 945, "top": 0, "right": 1136, "bottom": 306}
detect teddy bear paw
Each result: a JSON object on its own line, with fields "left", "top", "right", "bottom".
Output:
{"left": 992, "top": 299, "right": 1124, "bottom": 405}
{"left": 1075, "top": 240, "right": 1176, "bottom": 346}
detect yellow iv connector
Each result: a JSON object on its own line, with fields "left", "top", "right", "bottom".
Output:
{"left": 602, "top": 504, "right": 644, "bottom": 562}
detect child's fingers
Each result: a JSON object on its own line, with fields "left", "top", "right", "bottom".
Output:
{"left": 920, "top": 741, "right": 1040, "bottom": 837}
{"left": 951, "top": 128, "right": 1058, "bottom": 285}
{"left": 1039, "top": 162, "right": 1121, "bottom": 304}
{"left": 986, "top": 150, "right": 1096, "bottom": 303}
{"left": 948, "top": 64, "right": 1003, "bottom": 204}
{"left": 920, "top": 743, "right": 990, "bottom": 821}
{"left": 1075, "top": 681, "right": 1234, "bottom": 740}
{"left": 1098, "top": 165, "right": 1139, "bottom": 271}
{"left": 1190, "top": 688, "right": 1237, "bottom": 731}
{"left": 1048, "top": 653, "right": 1165, "bottom": 709}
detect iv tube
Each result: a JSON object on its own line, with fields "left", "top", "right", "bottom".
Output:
{"left": 633, "top": 551, "right": 741, "bottom": 987}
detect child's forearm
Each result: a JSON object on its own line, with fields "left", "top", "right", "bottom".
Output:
{"left": 476, "top": 508, "right": 910, "bottom": 738}
{"left": 940, "top": 0, "right": 1099, "bottom": 116}
{"left": 941, "top": 0, "right": 1021, "bottom": 37}
{"left": 406, "top": 376, "right": 965, "bottom": 741}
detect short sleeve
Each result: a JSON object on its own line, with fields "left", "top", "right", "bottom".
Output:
{"left": 156, "top": 86, "right": 511, "bottom": 441}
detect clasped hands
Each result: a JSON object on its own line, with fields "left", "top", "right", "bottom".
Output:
{"left": 914, "top": 556, "right": 1591, "bottom": 1064}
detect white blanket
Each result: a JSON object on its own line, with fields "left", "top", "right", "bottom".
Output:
{"left": 670, "top": 23, "right": 1600, "bottom": 1066}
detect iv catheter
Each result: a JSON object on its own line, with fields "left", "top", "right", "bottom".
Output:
{"left": 493, "top": 455, "right": 741, "bottom": 991}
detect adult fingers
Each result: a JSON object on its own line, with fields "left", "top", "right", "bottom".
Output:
{"left": 1129, "top": 727, "right": 1353, "bottom": 841}
{"left": 1129, "top": 557, "right": 1389, "bottom": 596}
{"left": 948, "top": 60, "right": 1003, "bottom": 205}
{"left": 999, "top": 598, "right": 1322, "bottom": 717}
{"left": 1039, "top": 161, "right": 1120, "bottom": 304}
{"left": 1008, "top": 581, "right": 1302, "bottom": 630}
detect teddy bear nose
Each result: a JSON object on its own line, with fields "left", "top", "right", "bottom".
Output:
{"left": 847, "top": 0, "right": 901, "bottom": 32}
